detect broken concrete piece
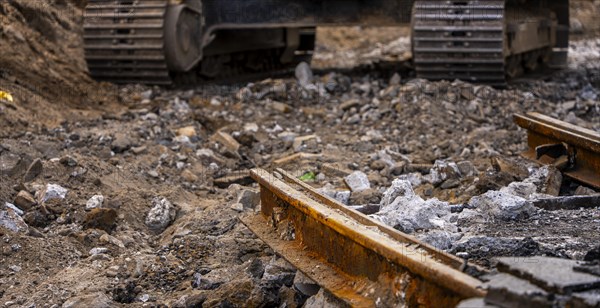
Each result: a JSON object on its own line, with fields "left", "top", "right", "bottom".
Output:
{"left": 497, "top": 257, "right": 600, "bottom": 294}
{"left": 524, "top": 166, "right": 562, "bottom": 197}
{"left": 40, "top": 184, "right": 68, "bottom": 203}
{"left": 0, "top": 208, "right": 29, "bottom": 233}
{"left": 484, "top": 273, "right": 552, "bottom": 308}
{"left": 429, "top": 160, "right": 461, "bottom": 186}
{"left": 3, "top": 202, "right": 23, "bottom": 216}
{"left": 469, "top": 190, "right": 534, "bottom": 221}
{"left": 85, "top": 195, "right": 105, "bottom": 210}
{"left": 417, "top": 230, "right": 456, "bottom": 250}
{"left": 145, "top": 197, "right": 177, "bottom": 232}
{"left": 344, "top": 171, "right": 370, "bottom": 192}
{"left": 499, "top": 182, "right": 538, "bottom": 199}
{"left": 372, "top": 179, "right": 453, "bottom": 233}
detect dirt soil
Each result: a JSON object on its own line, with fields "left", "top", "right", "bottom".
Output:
{"left": 0, "top": 0, "right": 599, "bottom": 307}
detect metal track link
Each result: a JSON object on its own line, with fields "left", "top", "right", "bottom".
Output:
{"left": 84, "top": 0, "right": 172, "bottom": 85}
{"left": 412, "top": 0, "right": 506, "bottom": 86}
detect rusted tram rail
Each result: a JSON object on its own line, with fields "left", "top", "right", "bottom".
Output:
{"left": 515, "top": 112, "right": 600, "bottom": 189}
{"left": 240, "top": 168, "right": 486, "bottom": 307}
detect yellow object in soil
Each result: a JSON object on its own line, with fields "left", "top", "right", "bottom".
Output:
{"left": 0, "top": 91, "right": 14, "bottom": 102}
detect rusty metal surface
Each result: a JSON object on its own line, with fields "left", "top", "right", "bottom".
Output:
{"left": 515, "top": 112, "right": 600, "bottom": 189}
{"left": 241, "top": 168, "right": 485, "bottom": 307}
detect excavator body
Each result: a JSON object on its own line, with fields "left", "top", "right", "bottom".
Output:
{"left": 84, "top": 0, "right": 570, "bottom": 85}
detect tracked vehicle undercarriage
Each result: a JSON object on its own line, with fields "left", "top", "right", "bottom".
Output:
{"left": 83, "top": 0, "right": 569, "bottom": 86}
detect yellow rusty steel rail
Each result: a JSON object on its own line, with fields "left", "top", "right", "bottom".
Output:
{"left": 240, "top": 168, "right": 486, "bottom": 307}
{"left": 515, "top": 112, "right": 600, "bottom": 189}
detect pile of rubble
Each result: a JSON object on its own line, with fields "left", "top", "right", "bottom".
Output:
{"left": 1, "top": 0, "right": 599, "bottom": 306}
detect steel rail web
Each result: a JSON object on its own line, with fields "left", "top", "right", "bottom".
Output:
{"left": 240, "top": 168, "right": 486, "bottom": 307}
{"left": 515, "top": 112, "right": 600, "bottom": 189}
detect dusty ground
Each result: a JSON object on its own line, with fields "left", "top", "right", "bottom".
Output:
{"left": 0, "top": 0, "right": 599, "bottom": 307}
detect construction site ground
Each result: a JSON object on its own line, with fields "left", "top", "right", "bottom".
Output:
{"left": 0, "top": 0, "right": 599, "bottom": 307}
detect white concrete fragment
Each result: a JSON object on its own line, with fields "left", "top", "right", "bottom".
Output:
{"left": 85, "top": 195, "right": 104, "bottom": 210}
{"left": 469, "top": 190, "right": 534, "bottom": 221}
{"left": 41, "top": 184, "right": 68, "bottom": 203}
{"left": 0, "top": 208, "right": 28, "bottom": 233}
{"left": 344, "top": 171, "right": 370, "bottom": 192}
{"left": 145, "top": 197, "right": 177, "bottom": 232}
{"left": 372, "top": 180, "right": 453, "bottom": 233}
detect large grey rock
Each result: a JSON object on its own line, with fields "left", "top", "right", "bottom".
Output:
{"left": 497, "top": 257, "right": 600, "bottom": 294}
{"left": 145, "top": 197, "right": 177, "bottom": 232}
{"left": 469, "top": 190, "right": 534, "bottom": 220}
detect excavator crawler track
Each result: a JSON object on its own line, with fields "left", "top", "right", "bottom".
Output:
{"left": 84, "top": 1, "right": 315, "bottom": 86}
{"left": 412, "top": 0, "right": 507, "bottom": 86}
{"left": 84, "top": 0, "right": 172, "bottom": 85}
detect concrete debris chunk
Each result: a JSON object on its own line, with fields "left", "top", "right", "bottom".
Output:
{"left": 469, "top": 190, "right": 534, "bottom": 221}
{"left": 0, "top": 207, "right": 29, "bottom": 233}
{"left": 40, "top": 183, "right": 68, "bottom": 203}
{"left": 3, "top": 202, "right": 24, "bottom": 216}
{"left": 372, "top": 179, "right": 453, "bottom": 234}
{"left": 89, "top": 247, "right": 109, "bottom": 256}
{"left": 344, "top": 171, "right": 371, "bottom": 192}
{"left": 523, "top": 166, "right": 562, "bottom": 197}
{"left": 428, "top": 160, "right": 461, "bottom": 186}
{"left": 145, "top": 197, "right": 177, "bottom": 232}
{"left": 484, "top": 273, "right": 552, "bottom": 308}
{"left": 497, "top": 257, "right": 600, "bottom": 294}
{"left": 85, "top": 195, "right": 104, "bottom": 210}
